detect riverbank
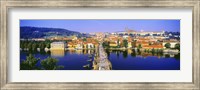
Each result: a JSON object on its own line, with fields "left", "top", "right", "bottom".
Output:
{"left": 21, "top": 47, "right": 180, "bottom": 54}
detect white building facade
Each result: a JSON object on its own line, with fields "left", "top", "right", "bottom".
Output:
{"left": 50, "top": 42, "right": 66, "bottom": 50}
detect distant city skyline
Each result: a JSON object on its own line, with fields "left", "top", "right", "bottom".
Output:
{"left": 20, "top": 20, "right": 180, "bottom": 33}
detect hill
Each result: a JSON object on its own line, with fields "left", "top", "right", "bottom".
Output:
{"left": 20, "top": 27, "right": 81, "bottom": 39}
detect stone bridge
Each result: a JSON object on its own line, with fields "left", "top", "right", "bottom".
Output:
{"left": 93, "top": 43, "right": 112, "bottom": 70}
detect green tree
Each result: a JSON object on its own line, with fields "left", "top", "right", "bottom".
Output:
{"left": 83, "top": 38, "right": 87, "bottom": 42}
{"left": 102, "top": 42, "right": 106, "bottom": 48}
{"left": 27, "top": 42, "right": 32, "bottom": 50}
{"left": 152, "top": 48, "right": 155, "bottom": 53}
{"left": 45, "top": 39, "right": 51, "bottom": 43}
{"left": 137, "top": 44, "right": 142, "bottom": 49}
{"left": 20, "top": 54, "right": 40, "bottom": 70}
{"left": 164, "top": 43, "right": 171, "bottom": 48}
{"left": 147, "top": 49, "right": 150, "bottom": 53}
{"left": 102, "top": 41, "right": 110, "bottom": 48}
{"left": 123, "top": 39, "right": 128, "bottom": 48}
{"left": 41, "top": 57, "right": 64, "bottom": 70}
{"left": 174, "top": 53, "right": 180, "bottom": 60}
{"left": 23, "top": 42, "right": 28, "bottom": 49}
{"left": 137, "top": 49, "right": 141, "bottom": 55}
{"left": 158, "top": 49, "right": 163, "bottom": 56}
{"left": 107, "top": 42, "right": 110, "bottom": 48}
{"left": 39, "top": 42, "right": 46, "bottom": 51}
{"left": 32, "top": 43, "right": 38, "bottom": 51}
{"left": 175, "top": 43, "right": 180, "bottom": 50}
{"left": 46, "top": 43, "right": 50, "bottom": 49}
{"left": 117, "top": 39, "right": 120, "bottom": 48}
{"left": 152, "top": 48, "right": 155, "bottom": 55}
{"left": 156, "top": 49, "right": 159, "bottom": 52}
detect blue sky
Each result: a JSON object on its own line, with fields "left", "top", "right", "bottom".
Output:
{"left": 20, "top": 20, "right": 180, "bottom": 33}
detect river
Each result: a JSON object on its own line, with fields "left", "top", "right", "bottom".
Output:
{"left": 20, "top": 49, "right": 180, "bottom": 70}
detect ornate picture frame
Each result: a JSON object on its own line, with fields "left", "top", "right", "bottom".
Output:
{"left": 0, "top": 0, "right": 199, "bottom": 89}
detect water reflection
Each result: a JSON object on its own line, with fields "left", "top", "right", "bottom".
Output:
{"left": 24, "top": 49, "right": 180, "bottom": 60}
{"left": 51, "top": 50, "right": 65, "bottom": 57}
{"left": 104, "top": 49, "right": 180, "bottom": 60}
{"left": 21, "top": 49, "right": 180, "bottom": 70}
{"left": 49, "top": 49, "right": 98, "bottom": 57}
{"left": 64, "top": 49, "right": 96, "bottom": 55}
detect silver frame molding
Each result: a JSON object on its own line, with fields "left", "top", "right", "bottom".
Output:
{"left": 0, "top": 0, "right": 199, "bottom": 90}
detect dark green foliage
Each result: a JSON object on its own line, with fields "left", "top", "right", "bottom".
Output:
{"left": 83, "top": 38, "right": 87, "bottom": 41}
{"left": 20, "top": 40, "right": 52, "bottom": 51}
{"left": 137, "top": 49, "right": 141, "bottom": 55}
{"left": 165, "top": 54, "right": 170, "bottom": 58}
{"left": 137, "top": 44, "right": 142, "bottom": 49}
{"left": 20, "top": 54, "right": 40, "bottom": 70}
{"left": 39, "top": 42, "right": 46, "bottom": 51}
{"left": 117, "top": 39, "right": 120, "bottom": 48}
{"left": 175, "top": 43, "right": 180, "bottom": 51}
{"left": 174, "top": 53, "right": 180, "bottom": 60}
{"left": 27, "top": 42, "right": 32, "bottom": 50}
{"left": 45, "top": 40, "right": 51, "bottom": 49}
{"left": 20, "top": 54, "right": 64, "bottom": 70}
{"left": 157, "top": 49, "right": 163, "bottom": 56}
{"left": 151, "top": 48, "right": 155, "bottom": 53}
{"left": 151, "top": 48, "right": 155, "bottom": 56}
{"left": 45, "top": 43, "right": 50, "bottom": 49}
{"left": 102, "top": 41, "right": 110, "bottom": 48}
{"left": 165, "top": 43, "right": 171, "bottom": 48}
{"left": 20, "top": 41, "right": 28, "bottom": 50}
{"left": 40, "top": 57, "right": 64, "bottom": 70}
{"left": 32, "top": 43, "right": 38, "bottom": 51}
{"left": 110, "top": 46, "right": 118, "bottom": 48}
{"left": 123, "top": 39, "right": 128, "bottom": 48}
{"left": 20, "top": 41, "right": 26, "bottom": 49}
